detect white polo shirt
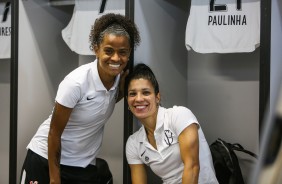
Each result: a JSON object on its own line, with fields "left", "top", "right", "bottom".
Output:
{"left": 126, "top": 106, "right": 218, "bottom": 184}
{"left": 27, "top": 59, "right": 120, "bottom": 167}
{"left": 62, "top": 0, "right": 125, "bottom": 55}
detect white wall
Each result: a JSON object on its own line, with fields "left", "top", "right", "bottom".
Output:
{"left": 187, "top": 50, "right": 260, "bottom": 148}
{"left": 187, "top": 50, "right": 260, "bottom": 182}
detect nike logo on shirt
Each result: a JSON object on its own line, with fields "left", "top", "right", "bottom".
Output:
{"left": 87, "top": 96, "right": 95, "bottom": 100}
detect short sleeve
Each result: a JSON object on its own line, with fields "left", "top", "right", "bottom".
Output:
{"left": 126, "top": 136, "right": 143, "bottom": 164}
{"left": 171, "top": 106, "right": 199, "bottom": 136}
{"left": 55, "top": 77, "right": 81, "bottom": 108}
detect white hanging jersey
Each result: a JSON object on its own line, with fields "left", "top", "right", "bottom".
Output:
{"left": 0, "top": 2, "right": 11, "bottom": 59}
{"left": 62, "top": 0, "right": 125, "bottom": 55}
{"left": 185, "top": 0, "right": 260, "bottom": 53}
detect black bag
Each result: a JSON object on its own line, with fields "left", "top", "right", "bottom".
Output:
{"left": 96, "top": 158, "right": 113, "bottom": 184}
{"left": 209, "top": 138, "right": 258, "bottom": 184}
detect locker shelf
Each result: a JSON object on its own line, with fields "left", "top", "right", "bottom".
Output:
{"left": 49, "top": 0, "right": 74, "bottom": 6}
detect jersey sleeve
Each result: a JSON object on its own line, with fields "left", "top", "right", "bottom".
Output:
{"left": 55, "top": 77, "right": 81, "bottom": 108}
{"left": 171, "top": 106, "right": 199, "bottom": 136}
{"left": 126, "top": 135, "right": 143, "bottom": 164}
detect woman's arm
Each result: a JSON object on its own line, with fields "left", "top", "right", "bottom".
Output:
{"left": 178, "top": 123, "right": 200, "bottom": 184}
{"left": 129, "top": 164, "right": 147, "bottom": 184}
{"left": 48, "top": 102, "right": 73, "bottom": 184}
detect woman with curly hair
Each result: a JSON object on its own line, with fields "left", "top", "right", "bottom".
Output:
{"left": 19, "top": 13, "right": 140, "bottom": 184}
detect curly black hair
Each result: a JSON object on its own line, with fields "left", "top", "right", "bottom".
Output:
{"left": 89, "top": 13, "right": 141, "bottom": 51}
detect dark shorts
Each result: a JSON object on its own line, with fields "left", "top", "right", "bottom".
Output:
{"left": 19, "top": 149, "right": 100, "bottom": 184}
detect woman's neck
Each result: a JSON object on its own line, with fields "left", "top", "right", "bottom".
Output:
{"left": 144, "top": 122, "right": 157, "bottom": 150}
{"left": 141, "top": 107, "right": 158, "bottom": 133}
{"left": 98, "top": 67, "right": 116, "bottom": 91}
{"left": 102, "top": 78, "right": 115, "bottom": 91}
{"left": 141, "top": 111, "right": 158, "bottom": 149}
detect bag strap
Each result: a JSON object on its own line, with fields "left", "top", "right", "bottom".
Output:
{"left": 231, "top": 143, "right": 258, "bottom": 159}
{"left": 217, "top": 138, "right": 258, "bottom": 159}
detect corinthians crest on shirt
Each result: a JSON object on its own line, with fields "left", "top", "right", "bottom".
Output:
{"left": 163, "top": 129, "right": 175, "bottom": 146}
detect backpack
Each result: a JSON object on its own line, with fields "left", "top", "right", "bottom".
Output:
{"left": 96, "top": 158, "right": 113, "bottom": 184}
{"left": 209, "top": 138, "right": 258, "bottom": 184}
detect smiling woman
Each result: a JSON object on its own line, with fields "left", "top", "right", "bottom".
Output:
{"left": 125, "top": 63, "right": 218, "bottom": 184}
{"left": 127, "top": 78, "right": 160, "bottom": 121}
{"left": 94, "top": 32, "right": 131, "bottom": 88}
{"left": 19, "top": 13, "right": 140, "bottom": 184}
